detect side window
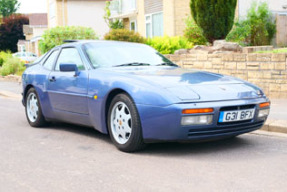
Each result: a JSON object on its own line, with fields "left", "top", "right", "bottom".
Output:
{"left": 55, "top": 48, "right": 85, "bottom": 71}
{"left": 43, "top": 50, "right": 59, "bottom": 70}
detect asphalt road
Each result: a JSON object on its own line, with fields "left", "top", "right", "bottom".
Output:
{"left": 0, "top": 90, "right": 287, "bottom": 191}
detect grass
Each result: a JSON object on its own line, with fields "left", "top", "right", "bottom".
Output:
{"left": 256, "top": 48, "right": 287, "bottom": 53}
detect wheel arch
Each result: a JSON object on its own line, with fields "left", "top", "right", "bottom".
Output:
{"left": 23, "top": 84, "right": 34, "bottom": 106}
{"left": 104, "top": 88, "right": 131, "bottom": 132}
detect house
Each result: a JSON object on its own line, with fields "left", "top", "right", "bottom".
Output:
{"left": 109, "top": 0, "right": 190, "bottom": 38}
{"left": 236, "top": 0, "right": 287, "bottom": 46}
{"left": 19, "top": 13, "right": 48, "bottom": 55}
{"left": 47, "top": 0, "right": 109, "bottom": 37}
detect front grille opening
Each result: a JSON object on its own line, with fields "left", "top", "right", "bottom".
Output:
{"left": 220, "top": 104, "right": 255, "bottom": 111}
{"left": 218, "top": 119, "right": 252, "bottom": 126}
{"left": 188, "top": 121, "right": 264, "bottom": 137}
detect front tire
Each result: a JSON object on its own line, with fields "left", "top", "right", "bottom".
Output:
{"left": 108, "top": 93, "right": 145, "bottom": 152}
{"left": 25, "top": 88, "right": 47, "bottom": 127}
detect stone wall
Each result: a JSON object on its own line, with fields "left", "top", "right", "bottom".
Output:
{"left": 165, "top": 53, "right": 287, "bottom": 98}
{"left": 174, "top": 0, "right": 190, "bottom": 36}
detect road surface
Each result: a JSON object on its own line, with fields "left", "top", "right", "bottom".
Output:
{"left": 0, "top": 86, "right": 287, "bottom": 191}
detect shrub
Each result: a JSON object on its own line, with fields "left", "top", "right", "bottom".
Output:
{"left": 0, "top": 51, "right": 12, "bottom": 67}
{"left": 190, "top": 0, "right": 237, "bottom": 43}
{"left": 226, "top": 20, "right": 252, "bottom": 46}
{"left": 39, "top": 26, "right": 98, "bottom": 53}
{"left": 104, "top": 29, "right": 146, "bottom": 43}
{"left": 0, "top": 57, "right": 25, "bottom": 76}
{"left": 226, "top": 2, "right": 276, "bottom": 46}
{"left": 146, "top": 36, "right": 193, "bottom": 54}
{"left": 184, "top": 17, "right": 207, "bottom": 45}
{"left": 109, "top": 19, "right": 124, "bottom": 29}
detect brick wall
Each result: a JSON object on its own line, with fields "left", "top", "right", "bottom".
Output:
{"left": 165, "top": 53, "right": 287, "bottom": 98}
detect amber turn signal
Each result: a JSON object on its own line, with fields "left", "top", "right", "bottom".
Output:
{"left": 182, "top": 108, "right": 214, "bottom": 114}
{"left": 259, "top": 102, "right": 270, "bottom": 108}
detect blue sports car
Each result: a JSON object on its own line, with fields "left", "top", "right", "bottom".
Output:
{"left": 22, "top": 40, "right": 270, "bottom": 152}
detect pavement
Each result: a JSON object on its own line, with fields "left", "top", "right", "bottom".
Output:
{"left": 0, "top": 79, "right": 286, "bottom": 134}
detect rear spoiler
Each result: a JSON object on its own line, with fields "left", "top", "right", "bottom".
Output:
{"left": 63, "top": 40, "right": 79, "bottom": 43}
{"left": 25, "top": 63, "right": 38, "bottom": 68}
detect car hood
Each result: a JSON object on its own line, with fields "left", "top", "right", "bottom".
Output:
{"left": 108, "top": 67, "right": 262, "bottom": 102}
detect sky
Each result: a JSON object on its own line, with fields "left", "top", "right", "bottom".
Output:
{"left": 17, "top": 0, "right": 47, "bottom": 13}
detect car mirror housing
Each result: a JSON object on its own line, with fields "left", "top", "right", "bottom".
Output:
{"left": 60, "top": 63, "right": 80, "bottom": 76}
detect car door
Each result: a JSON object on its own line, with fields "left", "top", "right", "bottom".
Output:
{"left": 47, "top": 47, "right": 89, "bottom": 115}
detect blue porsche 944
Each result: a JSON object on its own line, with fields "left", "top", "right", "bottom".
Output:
{"left": 22, "top": 40, "right": 270, "bottom": 152}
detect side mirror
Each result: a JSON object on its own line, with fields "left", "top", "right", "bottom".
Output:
{"left": 59, "top": 63, "right": 80, "bottom": 76}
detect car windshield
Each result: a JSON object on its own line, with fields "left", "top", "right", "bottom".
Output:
{"left": 83, "top": 42, "right": 176, "bottom": 68}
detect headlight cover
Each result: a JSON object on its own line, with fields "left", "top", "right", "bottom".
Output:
{"left": 181, "top": 115, "right": 213, "bottom": 126}
{"left": 258, "top": 109, "right": 270, "bottom": 118}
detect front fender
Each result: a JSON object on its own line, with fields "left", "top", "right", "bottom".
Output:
{"left": 87, "top": 70, "right": 181, "bottom": 134}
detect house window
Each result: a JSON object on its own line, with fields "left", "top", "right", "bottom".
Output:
{"left": 130, "top": 20, "right": 137, "bottom": 31}
{"left": 145, "top": 12, "right": 163, "bottom": 38}
{"left": 110, "top": 0, "right": 122, "bottom": 14}
{"left": 145, "top": 16, "right": 151, "bottom": 38}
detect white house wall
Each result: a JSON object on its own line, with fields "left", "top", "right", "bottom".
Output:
{"left": 48, "top": 0, "right": 57, "bottom": 28}
{"left": 66, "top": 1, "right": 109, "bottom": 38}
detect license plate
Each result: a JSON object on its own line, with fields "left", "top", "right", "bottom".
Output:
{"left": 219, "top": 109, "right": 255, "bottom": 123}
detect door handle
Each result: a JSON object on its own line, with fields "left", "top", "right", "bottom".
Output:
{"left": 49, "top": 76, "right": 56, "bottom": 82}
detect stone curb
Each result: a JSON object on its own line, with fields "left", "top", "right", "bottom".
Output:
{"left": 261, "top": 119, "right": 287, "bottom": 134}
{"left": 0, "top": 91, "right": 21, "bottom": 99}
{"left": 0, "top": 75, "right": 22, "bottom": 83}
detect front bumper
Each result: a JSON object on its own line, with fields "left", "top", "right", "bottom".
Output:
{"left": 136, "top": 97, "right": 269, "bottom": 142}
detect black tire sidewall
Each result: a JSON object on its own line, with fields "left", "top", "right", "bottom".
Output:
{"left": 25, "top": 88, "right": 46, "bottom": 127}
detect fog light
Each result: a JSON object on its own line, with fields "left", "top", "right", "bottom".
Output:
{"left": 181, "top": 115, "right": 213, "bottom": 126}
{"left": 258, "top": 109, "right": 270, "bottom": 118}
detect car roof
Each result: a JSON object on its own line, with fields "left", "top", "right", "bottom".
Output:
{"left": 58, "top": 40, "right": 146, "bottom": 48}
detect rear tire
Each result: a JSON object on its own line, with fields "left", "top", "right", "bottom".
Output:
{"left": 108, "top": 93, "right": 146, "bottom": 152}
{"left": 25, "top": 88, "right": 47, "bottom": 127}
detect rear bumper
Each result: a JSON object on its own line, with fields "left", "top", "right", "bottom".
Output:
{"left": 137, "top": 97, "right": 269, "bottom": 142}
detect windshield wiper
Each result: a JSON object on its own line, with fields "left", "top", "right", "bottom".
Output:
{"left": 113, "top": 62, "right": 151, "bottom": 67}
{"left": 156, "top": 62, "right": 178, "bottom": 67}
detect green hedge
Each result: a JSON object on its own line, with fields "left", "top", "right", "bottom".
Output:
{"left": 0, "top": 51, "right": 12, "bottom": 67}
{"left": 0, "top": 57, "right": 25, "bottom": 76}
{"left": 104, "top": 29, "right": 146, "bottom": 43}
{"left": 39, "top": 26, "right": 98, "bottom": 53}
{"left": 146, "top": 36, "right": 193, "bottom": 54}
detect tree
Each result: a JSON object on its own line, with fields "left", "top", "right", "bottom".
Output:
{"left": 0, "top": 14, "right": 29, "bottom": 52}
{"left": 190, "top": 0, "right": 237, "bottom": 43}
{"left": 0, "top": 0, "right": 20, "bottom": 18}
